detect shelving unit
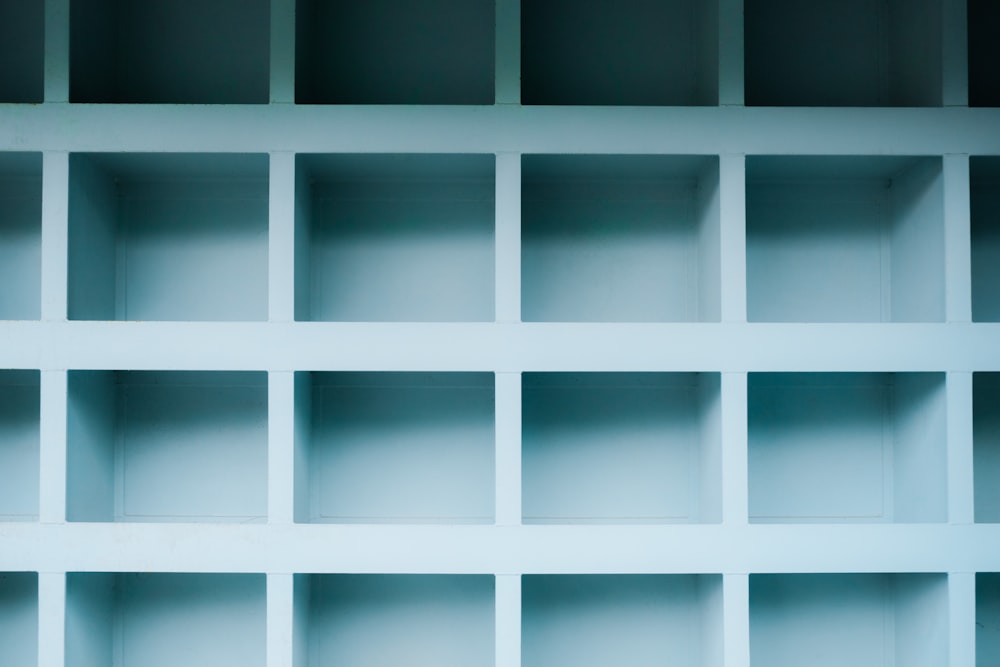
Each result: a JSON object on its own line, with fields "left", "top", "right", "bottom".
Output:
{"left": 0, "top": 152, "right": 41, "bottom": 321}
{"left": 0, "top": 370, "right": 39, "bottom": 522}
{"left": 522, "top": 372, "right": 721, "bottom": 523}
{"left": 974, "top": 374, "right": 1000, "bottom": 523}
{"left": 978, "top": 573, "right": 1000, "bottom": 667}
{"left": 296, "top": 574, "right": 495, "bottom": 667}
{"left": 971, "top": 157, "right": 1000, "bottom": 322}
{"left": 65, "top": 573, "right": 265, "bottom": 667}
{"left": 0, "top": 572, "right": 37, "bottom": 667}
{"left": 66, "top": 371, "right": 268, "bottom": 523}
{"left": 0, "top": 0, "right": 43, "bottom": 103}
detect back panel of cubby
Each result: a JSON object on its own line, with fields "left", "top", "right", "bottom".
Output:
{"left": 0, "top": 172, "right": 41, "bottom": 321}
{"left": 0, "top": 572, "right": 37, "bottom": 667}
{"left": 0, "top": 372, "right": 38, "bottom": 520}
{"left": 974, "top": 374, "right": 1000, "bottom": 522}
{"left": 972, "top": 165, "right": 1000, "bottom": 322}
{"left": 0, "top": 0, "right": 43, "bottom": 103}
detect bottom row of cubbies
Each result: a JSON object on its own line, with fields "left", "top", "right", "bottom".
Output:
{"left": 1, "top": 572, "right": 999, "bottom": 667}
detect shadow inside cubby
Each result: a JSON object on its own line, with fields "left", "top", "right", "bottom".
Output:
{"left": 745, "top": 0, "right": 942, "bottom": 106}
{"left": 66, "top": 371, "right": 268, "bottom": 523}
{"left": 522, "top": 373, "right": 721, "bottom": 524}
{"left": 294, "top": 574, "right": 494, "bottom": 667}
{"left": 747, "top": 156, "right": 944, "bottom": 322}
{"left": 0, "top": 572, "right": 37, "bottom": 667}
{"left": 295, "top": 154, "right": 495, "bottom": 322}
{"left": 972, "top": 157, "right": 1000, "bottom": 322}
{"left": 974, "top": 374, "right": 1000, "bottom": 523}
{"left": 0, "top": 370, "right": 39, "bottom": 522}
{"left": 978, "top": 573, "right": 1000, "bottom": 666}
{"left": 748, "top": 373, "right": 947, "bottom": 523}
{"left": 68, "top": 153, "right": 269, "bottom": 322}
{"left": 294, "top": 372, "right": 495, "bottom": 524}
{"left": 66, "top": 573, "right": 265, "bottom": 667}
{"left": 522, "top": 574, "right": 722, "bottom": 667}
{"left": 969, "top": 0, "right": 1000, "bottom": 107}
{"left": 0, "top": 153, "right": 41, "bottom": 321}
{"left": 522, "top": 155, "right": 721, "bottom": 322}
{"left": 0, "top": 0, "right": 42, "bottom": 102}
{"left": 750, "top": 573, "right": 948, "bottom": 667}
{"left": 70, "top": 0, "right": 269, "bottom": 103}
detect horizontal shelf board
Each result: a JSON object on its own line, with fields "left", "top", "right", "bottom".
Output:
{"left": 3, "top": 106, "right": 1000, "bottom": 155}
{"left": 2, "top": 322, "right": 1000, "bottom": 372}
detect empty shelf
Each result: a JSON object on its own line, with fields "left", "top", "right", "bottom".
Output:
{"left": 750, "top": 573, "right": 948, "bottom": 667}
{"left": 522, "top": 574, "right": 722, "bottom": 667}
{"left": 0, "top": 153, "right": 42, "bottom": 321}
{"left": 972, "top": 157, "right": 1000, "bottom": 322}
{"left": 295, "top": 372, "right": 495, "bottom": 523}
{"left": 70, "top": 0, "right": 269, "bottom": 103}
{"left": 974, "top": 374, "right": 1000, "bottom": 523}
{"left": 748, "top": 373, "right": 947, "bottom": 523}
{"left": 68, "top": 153, "right": 269, "bottom": 322}
{"left": 969, "top": 0, "right": 1000, "bottom": 107}
{"left": 0, "top": 0, "right": 43, "bottom": 103}
{"left": 522, "top": 155, "right": 721, "bottom": 322}
{"left": 0, "top": 573, "right": 36, "bottom": 667}
{"left": 295, "top": 0, "right": 494, "bottom": 104}
{"left": 296, "top": 574, "right": 494, "bottom": 667}
{"left": 0, "top": 371, "right": 39, "bottom": 522}
{"left": 295, "top": 154, "right": 495, "bottom": 322}
{"left": 978, "top": 573, "right": 1000, "bottom": 667}
{"left": 745, "top": 0, "right": 943, "bottom": 106}
{"left": 66, "top": 573, "right": 265, "bottom": 667}
{"left": 66, "top": 371, "right": 268, "bottom": 523}
{"left": 522, "top": 373, "right": 721, "bottom": 524}
{"left": 746, "top": 156, "right": 944, "bottom": 322}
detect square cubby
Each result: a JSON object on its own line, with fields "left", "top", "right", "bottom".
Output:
{"left": 750, "top": 573, "right": 948, "bottom": 667}
{"left": 0, "top": 153, "right": 41, "bottom": 321}
{"left": 972, "top": 157, "right": 1000, "bottom": 322}
{"left": 68, "top": 153, "right": 268, "bottom": 321}
{"left": 523, "top": 575, "right": 722, "bottom": 667}
{"left": 969, "top": 0, "right": 1000, "bottom": 107}
{"left": 0, "top": 1, "right": 43, "bottom": 102}
{"left": 66, "top": 573, "right": 265, "bottom": 667}
{"left": 294, "top": 574, "right": 494, "bottom": 667}
{"left": 295, "top": 0, "right": 494, "bottom": 104}
{"left": 747, "top": 156, "right": 944, "bottom": 322}
{"left": 66, "top": 371, "right": 268, "bottom": 523}
{"left": 70, "top": 0, "right": 269, "bottom": 103}
{"left": 522, "top": 373, "right": 721, "bottom": 524}
{"left": 0, "top": 572, "right": 36, "bottom": 667}
{"left": 295, "top": 154, "right": 494, "bottom": 322}
{"left": 975, "top": 373, "right": 1000, "bottom": 523}
{"left": 295, "top": 372, "right": 495, "bottom": 524}
{"left": 521, "top": 0, "right": 718, "bottom": 105}
{"left": 979, "top": 573, "right": 1000, "bottom": 666}
{"left": 745, "top": 0, "right": 943, "bottom": 106}
{"left": 748, "top": 373, "right": 947, "bottom": 523}
{"left": 522, "top": 155, "right": 721, "bottom": 322}
{"left": 0, "top": 370, "right": 39, "bottom": 522}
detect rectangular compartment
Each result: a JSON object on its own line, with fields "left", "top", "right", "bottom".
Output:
{"left": 294, "top": 574, "right": 494, "bottom": 667}
{"left": 68, "top": 154, "right": 268, "bottom": 321}
{"left": 744, "top": 0, "right": 942, "bottom": 106}
{"left": 971, "top": 157, "right": 1000, "bottom": 322}
{"left": 0, "top": 0, "right": 43, "bottom": 102}
{"left": 70, "top": 0, "right": 269, "bottom": 103}
{"left": 974, "top": 374, "right": 1000, "bottom": 523}
{"left": 522, "top": 373, "right": 721, "bottom": 524}
{"left": 746, "top": 156, "right": 944, "bottom": 322}
{"left": 0, "top": 153, "right": 42, "bottom": 320}
{"left": 750, "top": 573, "right": 948, "bottom": 667}
{"left": 522, "top": 574, "right": 722, "bottom": 667}
{"left": 969, "top": 0, "right": 1000, "bottom": 107}
{"left": 66, "top": 573, "right": 265, "bottom": 667}
{"left": 978, "top": 573, "right": 1000, "bottom": 667}
{"left": 521, "top": 0, "right": 718, "bottom": 105}
{"left": 0, "top": 572, "right": 37, "bottom": 667}
{"left": 295, "top": 0, "right": 494, "bottom": 104}
{"left": 0, "top": 370, "right": 39, "bottom": 521}
{"left": 295, "top": 372, "right": 494, "bottom": 523}
{"left": 748, "top": 373, "right": 946, "bottom": 523}
{"left": 295, "top": 154, "right": 494, "bottom": 322}
{"left": 66, "top": 371, "right": 268, "bottom": 523}
{"left": 522, "top": 155, "right": 721, "bottom": 322}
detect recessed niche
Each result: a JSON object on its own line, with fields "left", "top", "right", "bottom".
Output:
{"left": 0, "top": 153, "right": 42, "bottom": 321}
{"left": 522, "top": 155, "right": 721, "bottom": 322}
{"left": 522, "top": 574, "right": 723, "bottom": 667}
{"left": 974, "top": 374, "right": 1000, "bottom": 523}
{"left": 66, "top": 371, "right": 268, "bottom": 523}
{"left": 745, "top": 0, "right": 943, "bottom": 106}
{"left": 746, "top": 156, "right": 944, "bottom": 322}
{"left": 969, "top": 0, "right": 1000, "bottom": 107}
{"left": 66, "top": 573, "right": 265, "bottom": 667}
{"left": 294, "top": 372, "right": 494, "bottom": 524}
{"left": 750, "top": 573, "right": 948, "bottom": 667}
{"left": 972, "top": 157, "right": 1000, "bottom": 322}
{"left": 68, "top": 153, "right": 269, "bottom": 321}
{"left": 978, "top": 573, "right": 1000, "bottom": 667}
{"left": 0, "top": 573, "right": 37, "bottom": 667}
{"left": 295, "top": 574, "right": 494, "bottom": 667}
{"left": 70, "top": 0, "right": 269, "bottom": 103}
{"left": 522, "top": 373, "right": 721, "bottom": 524}
{"left": 0, "top": 370, "right": 39, "bottom": 522}
{"left": 295, "top": 0, "right": 494, "bottom": 104}
{"left": 521, "top": 0, "right": 718, "bottom": 105}
{"left": 295, "top": 154, "right": 495, "bottom": 322}
{"left": 0, "top": 0, "right": 43, "bottom": 103}
{"left": 748, "top": 373, "right": 947, "bottom": 523}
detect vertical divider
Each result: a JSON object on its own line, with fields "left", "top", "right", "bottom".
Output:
{"left": 941, "top": 0, "right": 969, "bottom": 107}
{"left": 268, "top": 371, "right": 295, "bottom": 525}
{"left": 39, "top": 370, "right": 67, "bottom": 524}
{"left": 495, "top": 372, "right": 522, "bottom": 526}
{"left": 495, "top": 152, "right": 521, "bottom": 323}
{"left": 718, "top": 0, "right": 744, "bottom": 106}
{"left": 495, "top": 0, "right": 521, "bottom": 105}
{"left": 269, "top": 152, "right": 297, "bottom": 323}
{"left": 944, "top": 154, "right": 972, "bottom": 323}
{"left": 270, "top": 0, "right": 296, "bottom": 104}
{"left": 496, "top": 574, "right": 521, "bottom": 667}
{"left": 37, "top": 571, "right": 65, "bottom": 667}
{"left": 949, "top": 572, "right": 976, "bottom": 667}
{"left": 721, "top": 372, "right": 748, "bottom": 525}
{"left": 947, "top": 371, "right": 975, "bottom": 524}
{"left": 43, "top": 0, "right": 69, "bottom": 102}
{"left": 267, "top": 573, "right": 295, "bottom": 667}
{"left": 41, "top": 152, "right": 69, "bottom": 322}
{"left": 719, "top": 155, "right": 747, "bottom": 322}
{"left": 723, "top": 573, "right": 750, "bottom": 667}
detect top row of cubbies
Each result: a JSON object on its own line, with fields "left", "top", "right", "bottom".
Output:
{"left": 1, "top": 0, "right": 999, "bottom": 106}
